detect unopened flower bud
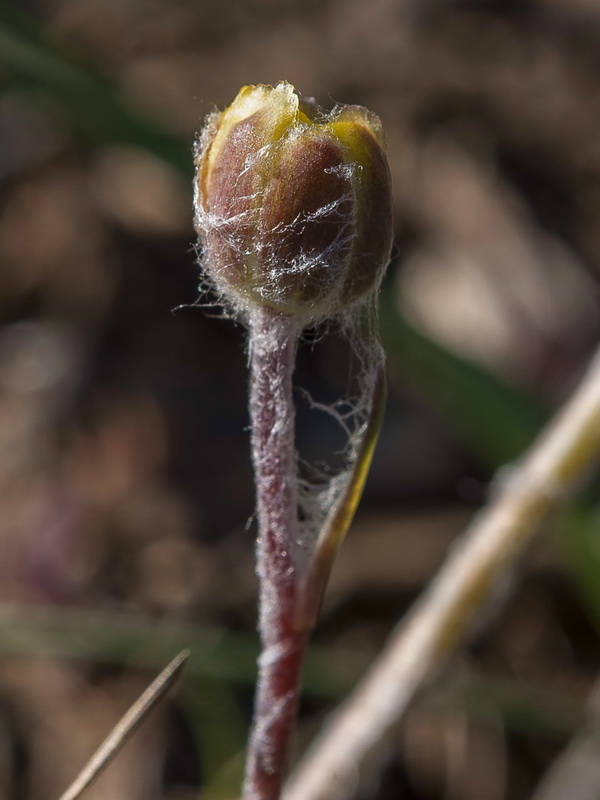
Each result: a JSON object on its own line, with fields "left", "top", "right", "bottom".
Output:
{"left": 194, "top": 82, "right": 393, "bottom": 323}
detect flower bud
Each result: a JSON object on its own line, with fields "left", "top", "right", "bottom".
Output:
{"left": 194, "top": 82, "right": 393, "bottom": 323}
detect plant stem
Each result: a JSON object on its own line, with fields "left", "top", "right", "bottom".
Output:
{"left": 285, "top": 346, "right": 600, "bottom": 800}
{"left": 243, "top": 306, "right": 305, "bottom": 800}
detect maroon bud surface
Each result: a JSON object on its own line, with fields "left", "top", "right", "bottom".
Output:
{"left": 194, "top": 82, "right": 393, "bottom": 324}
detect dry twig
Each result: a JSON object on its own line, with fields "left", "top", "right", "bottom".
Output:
{"left": 58, "top": 649, "right": 189, "bottom": 800}
{"left": 285, "top": 348, "right": 600, "bottom": 800}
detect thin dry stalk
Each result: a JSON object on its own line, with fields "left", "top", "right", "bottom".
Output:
{"left": 58, "top": 649, "right": 189, "bottom": 800}
{"left": 285, "top": 348, "right": 600, "bottom": 800}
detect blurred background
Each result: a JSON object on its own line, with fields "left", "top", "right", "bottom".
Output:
{"left": 1, "top": 0, "right": 600, "bottom": 798}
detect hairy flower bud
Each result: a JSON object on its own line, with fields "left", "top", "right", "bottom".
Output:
{"left": 194, "top": 82, "right": 393, "bottom": 323}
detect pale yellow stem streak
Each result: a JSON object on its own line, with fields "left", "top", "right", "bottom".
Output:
{"left": 285, "top": 349, "right": 600, "bottom": 800}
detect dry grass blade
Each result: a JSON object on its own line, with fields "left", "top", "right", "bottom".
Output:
{"left": 285, "top": 347, "right": 600, "bottom": 800}
{"left": 58, "top": 649, "right": 189, "bottom": 800}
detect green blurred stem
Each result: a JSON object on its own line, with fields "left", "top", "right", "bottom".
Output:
{"left": 379, "top": 289, "right": 545, "bottom": 468}
{"left": 285, "top": 347, "right": 600, "bottom": 800}
{"left": 0, "top": 603, "right": 364, "bottom": 697}
{"left": 0, "top": 1, "right": 189, "bottom": 173}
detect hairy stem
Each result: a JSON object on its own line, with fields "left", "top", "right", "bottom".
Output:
{"left": 285, "top": 346, "right": 600, "bottom": 800}
{"left": 243, "top": 306, "right": 305, "bottom": 800}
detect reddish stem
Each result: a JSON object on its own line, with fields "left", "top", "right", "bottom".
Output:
{"left": 243, "top": 306, "right": 306, "bottom": 800}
